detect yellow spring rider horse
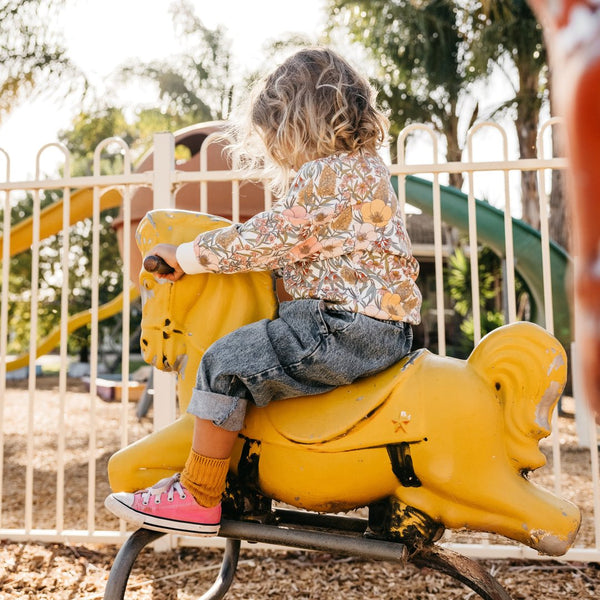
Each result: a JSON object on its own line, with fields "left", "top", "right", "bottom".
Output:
{"left": 107, "top": 208, "right": 580, "bottom": 563}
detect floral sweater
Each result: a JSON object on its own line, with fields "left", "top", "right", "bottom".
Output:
{"left": 176, "top": 151, "right": 422, "bottom": 324}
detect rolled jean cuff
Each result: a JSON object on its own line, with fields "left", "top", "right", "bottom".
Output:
{"left": 187, "top": 389, "right": 248, "bottom": 432}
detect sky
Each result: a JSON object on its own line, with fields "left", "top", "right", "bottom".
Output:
{"left": 0, "top": 0, "right": 328, "bottom": 180}
{"left": 0, "top": 0, "right": 528, "bottom": 208}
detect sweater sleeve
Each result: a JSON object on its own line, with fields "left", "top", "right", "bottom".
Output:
{"left": 176, "top": 160, "right": 345, "bottom": 275}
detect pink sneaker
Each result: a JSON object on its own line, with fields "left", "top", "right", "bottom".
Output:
{"left": 105, "top": 473, "right": 221, "bottom": 536}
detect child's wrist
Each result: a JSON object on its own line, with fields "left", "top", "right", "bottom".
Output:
{"left": 176, "top": 241, "right": 203, "bottom": 274}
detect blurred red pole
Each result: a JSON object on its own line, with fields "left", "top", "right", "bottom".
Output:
{"left": 528, "top": 0, "right": 600, "bottom": 416}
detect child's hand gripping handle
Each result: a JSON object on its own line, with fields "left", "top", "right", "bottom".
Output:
{"left": 143, "top": 255, "right": 175, "bottom": 275}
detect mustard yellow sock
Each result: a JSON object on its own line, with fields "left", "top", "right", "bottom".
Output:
{"left": 180, "top": 450, "right": 230, "bottom": 508}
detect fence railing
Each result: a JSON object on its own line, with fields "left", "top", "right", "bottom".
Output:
{"left": 1, "top": 123, "right": 598, "bottom": 562}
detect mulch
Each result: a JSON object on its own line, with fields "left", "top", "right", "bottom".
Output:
{"left": 1, "top": 377, "right": 598, "bottom": 599}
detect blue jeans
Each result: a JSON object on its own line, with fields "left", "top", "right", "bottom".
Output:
{"left": 187, "top": 299, "right": 413, "bottom": 431}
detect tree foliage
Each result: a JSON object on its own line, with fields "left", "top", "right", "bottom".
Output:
{"left": 326, "top": 0, "right": 558, "bottom": 234}
{"left": 446, "top": 243, "right": 531, "bottom": 353}
{"left": 3, "top": 1, "right": 236, "bottom": 363}
{"left": 0, "top": 0, "right": 80, "bottom": 124}
{"left": 118, "top": 0, "right": 235, "bottom": 122}
{"left": 327, "top": 0, "right": 480, "bottom": 188}
{"left": 469, "top": 0, "right": 548, "bottom": 229}
{"left": 2, "top": 111, "right": 138, "bottom": 361}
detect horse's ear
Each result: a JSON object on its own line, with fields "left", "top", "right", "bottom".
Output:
{"left": 136, "top": 209, "right": 231, "bottom": 254}
{"left": 467, "top": 322, "right": 567, "bottom": 469}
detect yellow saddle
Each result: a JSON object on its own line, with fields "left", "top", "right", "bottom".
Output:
{"left": 262, "top": 352, "right": 419, "bottom": 445}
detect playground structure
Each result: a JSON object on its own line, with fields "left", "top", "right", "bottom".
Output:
{"left": 1, "top": 121, "right": 599, "bottom": 598}
{"left": 3, "top": 2, "right": 600, "bottom": 593}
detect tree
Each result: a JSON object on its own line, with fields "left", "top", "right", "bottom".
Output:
{"left": 4, "top": 97, "right": 216, "bottom": 362}
{"left": 327, "top": 0, "right": 481, "bottom": 189}
{"left": 1, "top": 108, "right": 139, "bottom": 362}
{"left": 2, "top": 0, "right": 238, "bottom": 364}
{"left": 118, "top": 0, "right": 235, "bottom": 123}
{"left": 327, "top": 0, "right": 568, "bottom": 245}
{"left": 2, "top": 190, "right": 60, "bottom": 356}
{"left": 0, "top": 0, "right": 80, "bottom": 124}
{"left": 61, "top": 108, "right": 136, "bottom": 175}
{"left": 57, "top": 109, "right": 141, "bottom": 362}
{"left": 469, "top": 0, "right": 550, "bottom": 230}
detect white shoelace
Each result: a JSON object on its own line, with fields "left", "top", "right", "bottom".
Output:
{"left": 140, "top": 473, "right": 187, "bottom": 505}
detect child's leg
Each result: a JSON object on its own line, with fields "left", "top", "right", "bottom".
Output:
{"left": 192, "top": 417, "right": 239, "bottom": 458}
{"left": 105, "top": 300, "right": 411, "bottom": 534}
{"left": 103, "top": 416, "right": 236, "bottom": 536}
{"left": 104, "top": 413, "right": 238, "bottom": 536}
{"left": 179, "top": 418, "right": 238, "bottom": 508}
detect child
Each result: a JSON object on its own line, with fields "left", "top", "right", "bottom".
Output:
{"left": 105, "top": 47, "right": 422, "bottom": 536}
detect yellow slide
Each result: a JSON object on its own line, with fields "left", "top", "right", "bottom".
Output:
{"left": 0, "top": 187, "right": 122, "bottom": 260}
{"left": 1, "top": 187, "right": 139, "bottom": 371}
{"left": 6, "top": 285, "right": 139, "bottom": 371}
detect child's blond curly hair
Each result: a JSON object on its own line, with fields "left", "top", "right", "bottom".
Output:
{"left": 227, "top": 47, "right": 389, "bottom": 196}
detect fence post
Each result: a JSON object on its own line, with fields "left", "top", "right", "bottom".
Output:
{"left": 572, "top": 306, "right": 594, "bottom": 449}
{"left": 150, "top": 132, "right": 178, "bottom": 550}
{"left": 151, "top": 132, "right": 177, "bottom": 430}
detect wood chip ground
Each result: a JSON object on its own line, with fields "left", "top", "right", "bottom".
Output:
{"left": 1, "top": 377, "right": 598, "bottom": 599}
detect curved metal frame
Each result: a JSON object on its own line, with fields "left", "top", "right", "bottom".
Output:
{"left": 103, "top": 511, "right": 512, "bottom": 600}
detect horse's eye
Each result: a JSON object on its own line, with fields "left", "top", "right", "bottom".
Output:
{"left": 141, "top": 276, "right": 156, "bottom": 291}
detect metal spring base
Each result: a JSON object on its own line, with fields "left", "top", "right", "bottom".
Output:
{"left": 103, "top": 511, "right": 512, "bottom": 600}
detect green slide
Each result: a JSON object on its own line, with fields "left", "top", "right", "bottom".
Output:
{"left": 399, "top": 175, "right": 572, "bottom": 347}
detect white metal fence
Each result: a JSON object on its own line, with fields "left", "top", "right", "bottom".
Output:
{"left": 1, "top": 123, "right": 599, "bottom": 562}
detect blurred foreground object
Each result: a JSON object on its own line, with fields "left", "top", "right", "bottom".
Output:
{"left": 528, "top": 0, "right": 600, "bottom": 415}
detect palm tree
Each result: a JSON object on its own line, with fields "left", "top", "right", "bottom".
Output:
{"left": 328, "top": 1, "right": 567, "bottom": 244}
{"left": 327, "top": 0, "right": 481, "bottom": 189}
{"left": 118, "top": 0, "right": 235, "bottom": 123}
{"left": 0, "top": 0, "right": 79, "bottom": 124}
{"left": 468, "top": 0, "right": 550, "bottom": 230}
